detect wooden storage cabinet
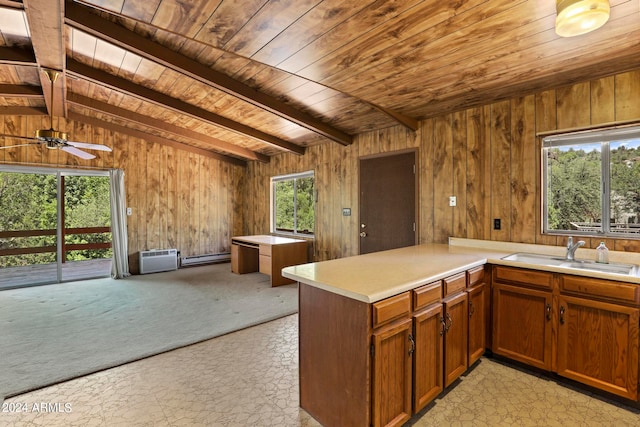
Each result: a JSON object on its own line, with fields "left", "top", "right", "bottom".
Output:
{"left": 467, "top": 266, "right": 487, "bottom": 367}
{"left": 492, "top": 282, "right": 553, "bottom": 370}
{"left": 443, "top": 291, "right": 468, "bottom": 387}
{"left": 492, "top": 266, "right": 553, "bottom": 371}
{"left": 557, "top": 275, "right": 640, "bottom": 401}
{"left": 412, "top": 303, "right": 444, "bottom": 413}
{"left": 299, "top": 267, "right": 488, "bottom": 427}
{"left": 372, "top": 318, "right": 413, "bottom": 427}
{"left": 371, "top": 292, "right": 412, "bottom": 427}
{"left": 492, "top": 265, "right": 640, "bottom": 402}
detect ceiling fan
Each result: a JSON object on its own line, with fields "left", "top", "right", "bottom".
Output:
{"left": 0, "top": 69, "right": 112, "bottom": 160}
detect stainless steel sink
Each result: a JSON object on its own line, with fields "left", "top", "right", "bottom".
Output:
{"left": 502, "top": 252, "right": 638, "bottom": 276}
{"left": 502, "top": 252, "right": 567, "bottom": 266}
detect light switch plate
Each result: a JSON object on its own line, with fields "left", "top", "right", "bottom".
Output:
{"left": 342, "top": 208, "right": 351, "bottom": 216}
{"left": 126, "top": 207, "right": 132, "bottom": 216}
{"left": 449, "top": 196, "right": 457, "bottom": 207}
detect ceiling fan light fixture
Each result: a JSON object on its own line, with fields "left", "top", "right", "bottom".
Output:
{"left": 555, "top": 0, "right": 610, "bottom": 37}
{"left": 35, "top": 128, "right": 68, "bottom": 144}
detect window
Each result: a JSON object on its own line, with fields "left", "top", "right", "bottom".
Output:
{"left": 271, "top": 171, "right": 315, "bottom": 236}
{"left": 543, "top": 125, "right": 640, "bottom": 237}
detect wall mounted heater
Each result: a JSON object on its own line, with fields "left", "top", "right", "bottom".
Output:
{"left": 181, "top": 253, "right": 231, "bottom": 267}
{"left": 139, "top": 249, "right": 178, "bottom": 274}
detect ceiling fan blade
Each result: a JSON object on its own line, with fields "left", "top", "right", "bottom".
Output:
{"left": 0, "top": 143, "right": 37, "bottom": 150}
{"left": 66, "top": 141, "right": 112, "bottom": 152}
{"left": 61, "top": 146, "right": 96, "bottom": 160}
{"left": 0, "top": 133, "right": 36, "bottom": 142}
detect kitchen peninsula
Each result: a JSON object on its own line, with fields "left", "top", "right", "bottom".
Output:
{"left": 282, "top": 239, "right": 640, "bottom": 427}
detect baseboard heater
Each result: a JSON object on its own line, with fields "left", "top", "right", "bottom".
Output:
{"left": 139, "top": 249, "right": 178, "bottom": 274}
{"left": 181, "top": 253, "right": 231, "bottom": 267}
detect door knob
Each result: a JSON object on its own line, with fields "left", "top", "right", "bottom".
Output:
{"left": 360, "top": 231, "right": 367, "bottom": 238}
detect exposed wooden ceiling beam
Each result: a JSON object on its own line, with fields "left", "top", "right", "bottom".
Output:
{"left": 67, "top": 93, "right": 270, "bottom": 163}
{"left": 64, "top": 0, "right": 353, "bottom": 146}
{"left": 372, "top": 105, "right": 419, "bottom": 132}
{"left": 66, "top": 58, "right": 305, "bottom": 155}
{"left": 0, "top": 84, "right": 42, "bottom": 98}
{"left": 0, "top": 106, "right": 47, "bottom": 115}
{"left": 0, "top": 46, "right": 37, "bottom": 66}
{"left": 67, "top": 111, "right": 247, "bottom": 167}
{"left": 0, "top": 0, "right": 24, "bottom": 10}
{"left": 22, "top": 0, "right": 66, "bottom": 119}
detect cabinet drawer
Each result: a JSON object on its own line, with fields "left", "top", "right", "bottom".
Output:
{"left": 259, "top": 254, "right": 271, "bottom": 275}
{"left": 373, "top": 292, "right": 411, "bottom": 329}
{"left": 467, "top": 266, "right": 485, "bottom": 287}
{"left": 413, "top": 281, "right": 442, "bottom": 311}
{"left": 443, "top": 273, "right": 466, "bottom": 297}
{"left": 560, "top": 275, "right": 640, "bottom": 305}
{"left": 259, "top": 244, "right": 272, "bottom": 257}
{"left": 493, "top": 266, "right": 553, "bottom": 290}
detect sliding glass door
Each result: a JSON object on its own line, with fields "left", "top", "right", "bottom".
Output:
{"left": 0, "top": 170, "right": 58, "bottom": 287}
{"left": 0, "top": 166, "right": 111, "bottom": 289}
{"left": 60, "top": 174, "right": 112, "bottom": 283}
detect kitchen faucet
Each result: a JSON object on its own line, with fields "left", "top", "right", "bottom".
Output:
{"left": 565, "top": 236, "right": 585, "bottom": 261}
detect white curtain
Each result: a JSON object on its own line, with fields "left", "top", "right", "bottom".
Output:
{"left": 109, "top": 169, "right": 130, "bottom": 279}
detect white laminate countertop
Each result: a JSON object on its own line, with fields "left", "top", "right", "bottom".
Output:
{"left": 281, "top": 238, "right": 640, "bottom": 303}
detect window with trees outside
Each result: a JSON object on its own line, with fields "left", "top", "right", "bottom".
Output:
{"left": 271, "top": 171, "right": 315, "bottom": 237}
{"left": 543, "top": 125, "right": 640, "bottom": 237}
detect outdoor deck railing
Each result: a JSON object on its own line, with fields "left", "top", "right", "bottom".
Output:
{"left": 0, "top": 227, "right": 111, "bottom": 261}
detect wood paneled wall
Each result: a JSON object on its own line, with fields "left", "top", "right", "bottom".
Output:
{"left": 244, "top": 69, "right": 640, "bottom": 262}
{"left": 3, "top": 69, "right": 638, "bottom": 268}
{"left": 0, "top": 117, "right": 245, "bottom": 272}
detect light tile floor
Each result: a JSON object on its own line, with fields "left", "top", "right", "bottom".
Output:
{"left": 2, "top": 314, "right": 639, "bottom": 426}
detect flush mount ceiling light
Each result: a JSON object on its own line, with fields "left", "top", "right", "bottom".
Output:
{"left": 555, "top": 0, "right": 611, "bottom": 37}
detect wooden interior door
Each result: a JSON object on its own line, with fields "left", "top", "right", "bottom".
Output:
{"left": 359, "top": 151, "right": 416, "bottom": 254}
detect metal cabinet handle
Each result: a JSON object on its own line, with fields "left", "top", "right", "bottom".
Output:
{"left": 469, "top": 301, "right": 475, "bottom": 318}
{"left": 560, "top": 306, "right": 565, "bottom": 325}
{"left": 445, "top": 312, "right": 453, "bottom": 332}
{"left": 408, "top": 334, "right": 415, "bottom": 355}
{"left": 440, "top": 316, "right": 446, "bottom": 336}
{"left": 546, "top": 303, "right": 551, "bottom": 321}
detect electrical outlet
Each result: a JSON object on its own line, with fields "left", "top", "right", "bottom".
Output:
{"left": 127, "top": 207, "right": 132, "bottom": 216}
{"left": 449, "top": 196, "right": 456, "bottom": 207}
{"left": 494, "top": 218, "right": 501, "bottom": 230}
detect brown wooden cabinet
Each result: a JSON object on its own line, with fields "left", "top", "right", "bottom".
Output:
{"left": 492, "top": 266, "right": 554, "bottom": 371}
{"left": 492, "top": 282, "right": 553, "bottom": 370}
{"left": 467, "top": 282, "right": 486, "bottom": 366}
{"left": 443, "top": 291, "right": 468, "bottom": 387}
{"left": 557, "top": 275, "right": 640, "bottom": 401}
{"left": 371, "top": 292, "right": 412, "bottom": 427}
{"left": 492, "top": 265, "right": 640, "bottom": 402}
{"left": 299, "top": 267, "right": 486, "bottom": 427}
{"left": 467, "top": 266, "right": 487, "bottom": 367}
{"left": 372, "top": 318, "right": 413, "bottom": 427}
{"left": 413, "top": 302, "right": 444, "bottom": 413}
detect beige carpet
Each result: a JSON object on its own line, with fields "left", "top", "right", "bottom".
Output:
{"left": 0, "top": 263, "right": 297, "bottom": 401}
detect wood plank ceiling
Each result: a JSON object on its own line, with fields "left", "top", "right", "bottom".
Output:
{"left": 0, "top": 0, "right": 639, "bottom": 164}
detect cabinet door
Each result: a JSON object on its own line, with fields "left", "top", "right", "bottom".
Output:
{"left": 443, "top": 292, "right": 468, "bottom": 387}
{"left": 467, "top": 283, "right": 486, "bottom": 366}
{"left": 413, "top": 303, "right": 444, "bottom": 413}
{"left": 557, "top": 295, "right": 639, "bottom": 400}
{"left": 492, "top": 283, "right": 552, "bottom": 370}
{"left": 372, "top": 318, "right": 413, "bottom": 427}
